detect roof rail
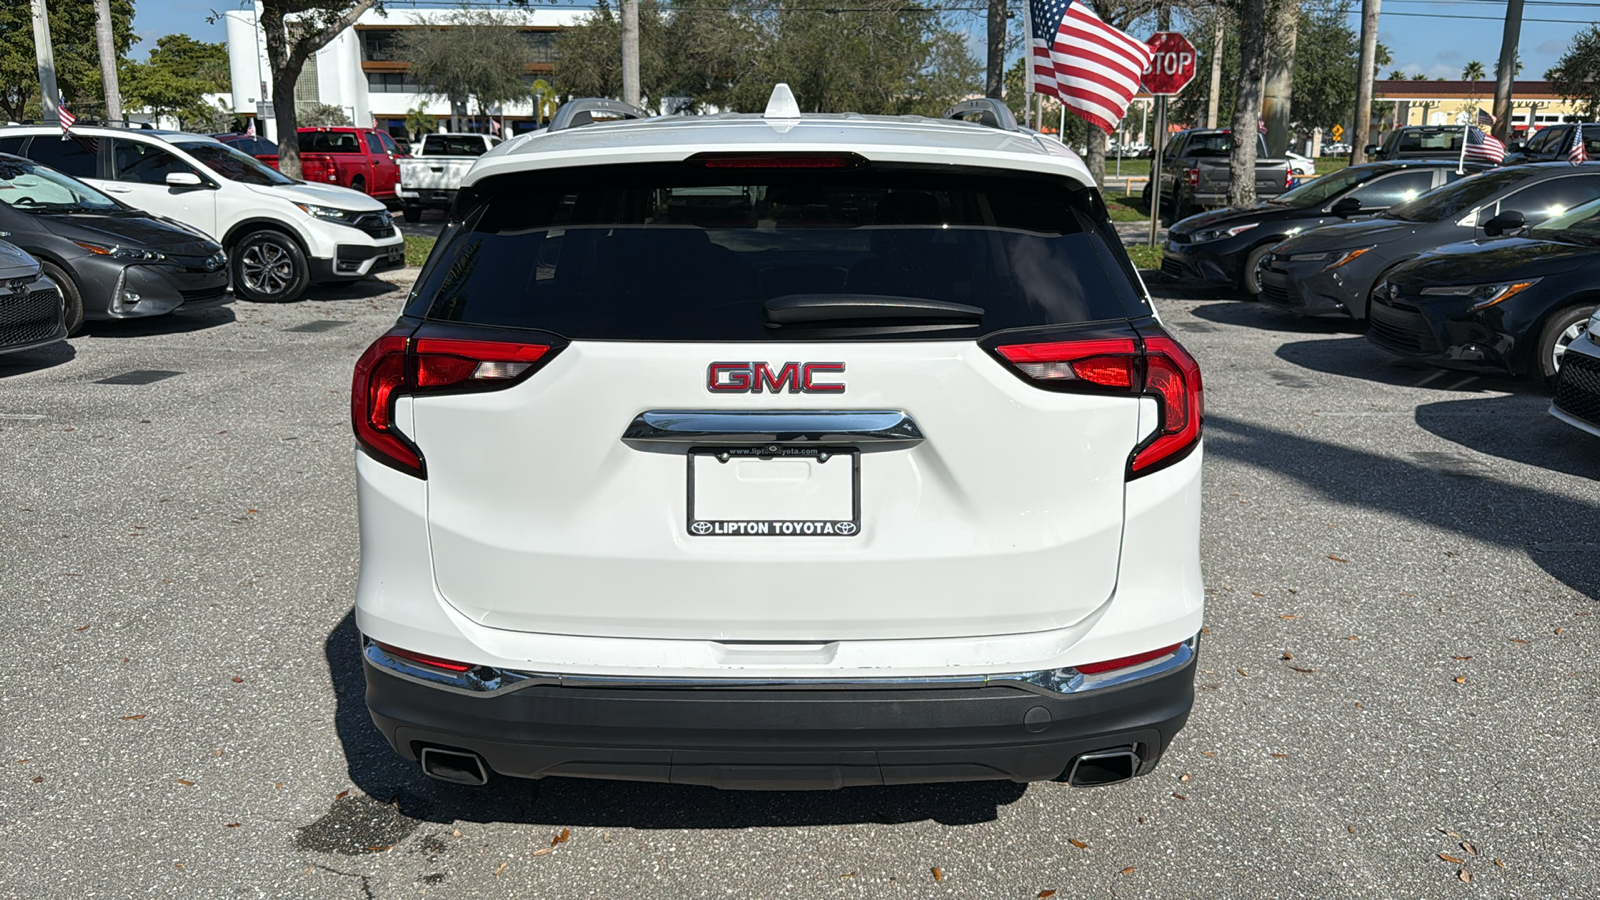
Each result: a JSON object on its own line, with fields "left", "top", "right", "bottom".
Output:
{"left": 546, "top": 98, "right": 650, "bottom": 133}
{"left": 13, "top": 119, "right": 156, "bottom": 130}
{"left": 945, "top": 99, "right": 1020, "bottom": 133}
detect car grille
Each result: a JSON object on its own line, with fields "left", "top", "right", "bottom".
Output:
{"left": 1553, "top": 350, "right": 1600, "bottom": 426}
{"left": 1367, "top": 300, "right": 1441, "bottom": 353}
{"left": 1167, "top": 231, "right": 1192, "bottom": 245}
{"left": 0, "top": 287, "right": 63, "bottom": 347}
{"left": 179, "top": 285, "right": 229, "bottom": 304}
{"left": 352, "top": 212, "right": 396, "bottom": 239}
{"left": 1259, "top": 270, "right": 1295, "bottom": 306}
{"left": 1160, "top": 255, "right": 1185, "bottom": 277}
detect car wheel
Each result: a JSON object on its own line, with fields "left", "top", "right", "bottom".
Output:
{"left": 403, "top": 204, "right": 422, "bottom": 224}
{"left": 232, "top": 230, "right": 309, "bottom": 303}
{"left": 350, "top": 176, "right": 367, "bottom": 195}
{"left": 1241, "top": 244, "right": 1273, "bottom": 299}
{"left": 1537, "top": 304, "right": 1594, "bottom": 389}
{"left": 39, "top": 261, "right": 84, "bottom": 336}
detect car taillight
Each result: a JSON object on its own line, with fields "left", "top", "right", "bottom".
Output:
{"left": 1187, "top": 168, "right": 1199, "bottom": 187}
{"left": 1285, "top": 167, "right": 1294, "bottom": 189}
{"left": 375, "top": 641, "right": 474, "bottom": 673}
{"left": 1077, "top": 643, "right": 1182, "bottom": 675}
{"left": 351, "top": 330, "right": 556, "bottom": 477}
{"left": 990, "top": 329, "right": 1203, "bottom": 478}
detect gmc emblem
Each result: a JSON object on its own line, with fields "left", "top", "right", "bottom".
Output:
{"left": 707, "top": 361, "right": 845, "bottom": 393}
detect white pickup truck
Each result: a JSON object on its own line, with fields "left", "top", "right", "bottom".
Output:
{"left": 396, "top": 133, "right": 502, "bottom": 222}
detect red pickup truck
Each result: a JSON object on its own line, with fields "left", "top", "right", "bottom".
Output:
{"left": 291, "top": 127, "right": 407, "bottom": 201}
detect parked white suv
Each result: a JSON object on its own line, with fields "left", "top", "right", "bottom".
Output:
{"left": 0, "top": 126, "right": 404, "bottom": 302}
{"left": 353, "top": 93, "right": 1205, "bottom": 790}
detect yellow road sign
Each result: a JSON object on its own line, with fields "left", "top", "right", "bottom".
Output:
{"left": 1331, "top": 124, "right": 1344, "bottom": 141}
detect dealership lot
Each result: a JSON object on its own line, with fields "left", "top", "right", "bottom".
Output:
{"left": 1, "top": 272, "right": 1595, "bottom": 898}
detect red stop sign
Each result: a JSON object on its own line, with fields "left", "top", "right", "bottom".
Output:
{"left": 1143, "top": 32, "right": 1197, "bottom": 96}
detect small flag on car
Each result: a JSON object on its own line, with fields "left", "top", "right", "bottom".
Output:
{"left": 58, "top": 98, "right": 75, "bottom": 135}
{"left": 1027, "top": 0, "right": 1154, "bottom": 134}
{"left": 1476, "top": 108, "right": 1496, "bottom": 128}
{"left": 246, "top": 119, "right": 256, "bottom": 137}
{"left": 1570, "top": 126, "right": 1591, "bottom": 165}
{"left": 1463, "top": 126, "right": 1506, "bottom": 165}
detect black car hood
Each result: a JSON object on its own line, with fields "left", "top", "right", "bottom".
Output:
{"left": 1389, "top": 236, "right": 1598, "bottom": 285}
{"left": 1171, "top": 202, "right": 1318, "bottom": 234}
{"left": 38, "top": 211, "right": 217, "bottom": 255}
{"left": 1271, "top": 217, "right": 1423, "bottom": 254}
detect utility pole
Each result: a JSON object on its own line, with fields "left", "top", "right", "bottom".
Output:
{"left": 986, "top": 0, "right": 1005, "bottom": 99}
{"left": 93, "top": 0, "right": 120, "bottom": 123}
{"left": 620, "top": 0, "right": 641, "bottom": 107}
{"left": 1351, "top": 0, "right": 1380, "bottom": 164}
{"left": 30, "top": 0, "right": 60, "bottom": 123}
{"left": 1207, "top": 12, "right": 1223, "bottom": 128}
{"left": 1490, "top": 0, "right": 1522, "bottom": 143}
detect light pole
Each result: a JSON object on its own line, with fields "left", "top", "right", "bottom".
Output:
{"left": 30, "top": 0, "right": 60, "bottom": 124}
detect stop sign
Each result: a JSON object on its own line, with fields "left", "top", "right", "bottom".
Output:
{"left": 1143, "top": 32, "right": 1197, "bottom": 96}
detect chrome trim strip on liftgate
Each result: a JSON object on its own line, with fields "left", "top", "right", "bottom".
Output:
{"left": 362, "top": 637, "right": 1197, "bottom": 699}
{"left": 621, "top": 410, "right": 924, "bottom": 449}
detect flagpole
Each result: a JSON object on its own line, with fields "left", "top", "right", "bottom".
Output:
{"left": 1457, "top": 113, "right": 1469, "bottom": 176}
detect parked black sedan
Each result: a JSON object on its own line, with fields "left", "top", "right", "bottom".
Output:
{"left": 1163, "top": 160, "right": 1483, "bottom": 295}
{"left": 0, "top": 238, "right": 65, "bottom": 356}
{"left": 1367, "top": 195, "right": 1600, "bottom": 387}
{"left": 1259, "top": 163, "right": 1600, "bottom": 322}
{"left": 0, "top": 153, "right": 228, "bottom": 334}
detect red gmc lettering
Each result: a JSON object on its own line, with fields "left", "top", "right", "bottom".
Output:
{"left": 801, "top": 362, "right": 846, "bottom": 393}
{"left": 707, "top": 362, "right": 751, "bottom": 392}
{"left": 706, "top": 362, "right": 846, "bottom": 393}
{"left": 754, "top": 362, "right": 802, "bottom": 394}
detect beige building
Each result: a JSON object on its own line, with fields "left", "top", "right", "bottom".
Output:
{"left": 1374, "top": 80, "right": 1586, "bottom": 137}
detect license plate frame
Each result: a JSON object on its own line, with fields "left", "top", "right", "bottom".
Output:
{"left": 384, "top": 244, "right": 404, "bottom": 264}
{"left": 686, "top": 446, "right": 860, "bottom": 537}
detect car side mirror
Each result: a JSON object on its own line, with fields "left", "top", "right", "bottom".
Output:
{"left": 1363, "top": 144, "right": 1380, "bottom": 157}
{"left": 1482, "top": 210, "right": 1526, "bottom": 237}
{"left": 166, "top": 172, "right": 204, "bottom": 188}
{"left": 1330, "top": 196, "right": 1362, "bottom": 216}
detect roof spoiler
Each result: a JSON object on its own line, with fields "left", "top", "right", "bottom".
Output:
{"left": 944, "top": 99, "right": 1020, "bottom": 133}
{"left": 546, "top": 98, "right": 650, "bottom": 133}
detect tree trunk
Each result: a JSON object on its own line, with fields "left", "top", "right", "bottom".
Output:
{"left": 1086, "top": 128, "right": 1107, "bottom": 188}
{"left": 1226, "top": 0, "right": 1268, "bottom": 207}
{"left": 1490, "top": 0, "right": 1522, "bottom": 141}
{"left": 985, "top": 0, "right": 1005, "bottom": 99}
{"left": 1351, "top": 0, "right": 1380, "bottom": 164}
{"left": 261, "top": 4, "right": 306, "bottom": 180}
{"left": 93, "top": 0, "right": 121, "bottom": 123}
{"left": 1260, "top": 0, "right": 1297, "bottom": 157}
{"left": 621, "top": 0, "right": 641, "bottom": 106}
{"left": 1207, "top": 13, "right": 1224, "bottom": 129}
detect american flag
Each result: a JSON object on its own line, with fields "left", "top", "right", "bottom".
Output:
{"left": 1028, "top": 0, "right": 1154, "bottom": 134}
{"left": 1463, "top": 126, "right": 1505, "bottom": 165}
{"left": 1570, "top": 126, "right": 1591, "bottom": 165}
{"left": 1476, "top": 108, "right": 1496, "bottom": 128}
{"left": 246, "top": 119, "right": 256, "bottom": 137}
{"left": 58, "top": 98, "right": 75, "bottom": 135}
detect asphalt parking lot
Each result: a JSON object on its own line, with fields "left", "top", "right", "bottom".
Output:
{"left": 1, "top": 270, "right": 1596, "bottom": 898}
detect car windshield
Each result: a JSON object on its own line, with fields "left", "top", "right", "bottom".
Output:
{"left": 1273, "top": 165, "right": 1382, "bottom": 208}
{"left": 0, "top": 157, "right": 120, "bottom": 211}
{"left": 177, "top": 141, "right": 294, "bottom": 186}
{"left": 1529, "top": 195, "right": 1600, "bottom": 245}
{"left": 1182, "top": 132, "right": 1268, "bottom": 158}
{"left": 1391, "top": 128, "right": 1463, "bottom": 153}
{"left": 1383, "top": 169, "right": 1526, "bottom": 222}
{"left": 422, "top": 136, "right": 492, "bottom": 156}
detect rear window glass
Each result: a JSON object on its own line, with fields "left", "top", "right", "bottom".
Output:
{"left": 421, "top": 136, "right": 491, "bottom": 156}
{"left": 1390, "top": 128, "right": 1464, "bottom": 153}
{"left": 300, "top": 131, "right": 362, "bottom": 153}
{"left": 410, "top": 164, "right": 1142, "bottom": 341}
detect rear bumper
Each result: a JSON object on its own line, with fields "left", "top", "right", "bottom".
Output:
{"left": 363, "top": 636, "right": 1198, "bottom": 789}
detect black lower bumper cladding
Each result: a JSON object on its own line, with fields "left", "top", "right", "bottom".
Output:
{"left": 363, "top": 640, "right": 1197, "bottom": 790}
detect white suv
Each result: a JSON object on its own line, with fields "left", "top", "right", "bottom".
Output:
{"left": 0, "top": 126, "right": 404, "bottom": 302}
{"left": 352, "top": 93, "right": 1205, "bottom": 790}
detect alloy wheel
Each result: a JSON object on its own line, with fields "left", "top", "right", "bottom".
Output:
{"left": 241, "top": 241, "right": 294, "bottom": 297}
{"left": 1552, "top": 320, "right": 1587, "bottom": 373}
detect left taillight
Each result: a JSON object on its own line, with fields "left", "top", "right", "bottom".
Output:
{"left": 989, "top": 328, "right": 1203, "bottom": 478}
{"left": 351, "top": 329, "right": 555, "bottom": 478}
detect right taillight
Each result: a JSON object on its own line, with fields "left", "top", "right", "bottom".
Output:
{"left": 1187, "top": 167, "right": 1199, "bottom": 187}
{"left": 990, "top": 328, "right": 1203, "bottom": 478}
{"left": 351, "top": 328, "right": 558, "bottom": 478}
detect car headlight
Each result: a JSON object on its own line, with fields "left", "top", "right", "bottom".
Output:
{"left": 1189, "top": 223, "right": 1259, "bottom": 243}
{"left": 1322, "top": 247, "right": 1375, "bottom": 271}
{"left": 295, "top": 203, "right": 357, "bottom": 223}
{"left": 1588, "top": 308, "right": 1600, "bottom": 334}
{"left": 1287, "top": 251, "right": 1329, "bottom": 261}
{"left": 73, "top": 241, "right": 166, "bottom": 261}
{"left": 1419, "top": 279, "right": 1541, "bottom": 310}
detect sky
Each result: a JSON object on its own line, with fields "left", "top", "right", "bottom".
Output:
{"left": 131, "top": 0, "right": 1591, "bottom": 82}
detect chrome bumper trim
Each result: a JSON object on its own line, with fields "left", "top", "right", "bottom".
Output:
{"left": 621, "top": 409, "right": 923, "bottom": 449}
{"left": 362, "top": 636, "right": 1198, "bottom": 699}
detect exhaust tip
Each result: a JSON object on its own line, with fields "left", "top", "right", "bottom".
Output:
{"left": 419, "top": 746, "right": 488, "bottom": 786}
{"left": 1066, "top": 746, "right": 1140, "bottom": 787}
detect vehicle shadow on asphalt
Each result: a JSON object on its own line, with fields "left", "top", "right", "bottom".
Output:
{"left": 1185, "top": 298, "right": 1364, "bottom": 335}
{"left": 321, "top": 612, "right": 1028, "bottom": 831}
{"left": 0, "top": 339, "right": 74, "bottom": 377}
{"left": 1273, "top": 333, "right": 1534, "bottom": 394}
{"left": 1415, "top": 394, "right": 1600, "bottom": 482}
{"left": 301, "top": 278, "right": 405, "bottom": 304}
{"left": 1205, "top": 413, "right": 1600, "bottom": 600}
{"left": 1142, "top": 277, "right": 1238, "bottom": 304}
{"left": 77, "top": 305, "right": 237, "bottom": 338}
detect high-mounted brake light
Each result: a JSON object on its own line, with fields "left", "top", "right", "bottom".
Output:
{"left": 690, "top": 152, "right": 866, "bottom": 169}
{"left": 991, "top": 329, "right": 1203, "bottom": 478}
{"left": 351, "top": 330, "right": 557, "bottom": 477}
{"left": 375, "top": 641, "right": 474, "bottom": 673}
{"left": 1076, "top": 643, "right": 1182, "bottom": 675}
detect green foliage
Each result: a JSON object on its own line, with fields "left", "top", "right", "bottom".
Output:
{"left": 1288, "top": 0, "right": 1357, "bottom": 134}
{"left": 555, "top": 0, "right": 980, "bottom": 116}
{"left": 404, "top": 104, "right": 436, "bottom": 139}
{"left": 400, "top": 6, "right": 537, "bottom": 122}
{"left": 1546, "top": 26, "right": 1600, "bottom": 120}
{"left": 1462, "top": 60, "right": 1485, "bottom": 82}
{"left": 1124, "top": 244, "right": 1162, "bottom": 270}
{"left": 122, "top": 35, "right": 231, "bottom": 129}
{"left": 0, "top": 0, "right": 136, "bottom": 121}
{"left": 404, "top": 234, "right": 435, "bottom": 267}
{"left": 300, "top": 103, "right": 352, "bottom": 126}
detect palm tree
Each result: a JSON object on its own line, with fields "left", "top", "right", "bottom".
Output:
{"left": 1463, "top": 60, "right": 1486, "bottom": 83}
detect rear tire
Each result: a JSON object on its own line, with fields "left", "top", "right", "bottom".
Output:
{"left": 403, "top": 204, "right": 422, "bottom": 223}
{"left": 40, "top": 261, "right": 84, "bottom": 336}
{"left": 1537, "top": 304, "right": 1595, "bottom": 389}
{"left": 1241, "top": 244, "right": 1273, "bottom": 299}
{"left": 231, "top": 230, "right": 309, "bottom": 303}
{"left": 350, "top": 176, "right": 367, "bottom": 195}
